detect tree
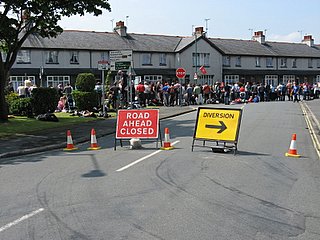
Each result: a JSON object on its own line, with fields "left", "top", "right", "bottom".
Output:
{"left": 0, "top": 0, "right": 111, "bottom": 122}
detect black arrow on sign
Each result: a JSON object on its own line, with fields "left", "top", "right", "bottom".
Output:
{"left": 205, "top": 121, "right": 227, "bottom": 133}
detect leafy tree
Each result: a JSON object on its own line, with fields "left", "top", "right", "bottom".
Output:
{"left": 0, "top": 0, "right": 111, "bottom": 122}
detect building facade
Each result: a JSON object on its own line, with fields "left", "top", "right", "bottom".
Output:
{"left": 9, "top": 23, "right": 320, "bottom": 90}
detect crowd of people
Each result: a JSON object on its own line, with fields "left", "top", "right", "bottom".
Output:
{"left": 106, "top": 79, "right": 320, "bottom": 109}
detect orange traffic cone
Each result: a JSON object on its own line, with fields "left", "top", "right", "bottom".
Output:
{"left": 63, "top": 130, "right": 78, "bottom": 151}
{"left": 161, "top": 128, "right": 174, "bottom": 150}
{"left": 87, "top": 128, "right": 101, "bottom": 150}
{"left": 285, "top": 133, "right": 301, "bottom": 157}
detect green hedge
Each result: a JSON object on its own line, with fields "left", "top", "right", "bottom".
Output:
{"left": 72, "top": 90, "right": 99, "bottom": 111}
{"left": 31, "top": 88, "right": 59, "bottom": 115}
{"left": 8, "top": 97, "right": 33, "bottom": 117}
{"left": 75, "top": 73, "right": 96, "bottom": 92}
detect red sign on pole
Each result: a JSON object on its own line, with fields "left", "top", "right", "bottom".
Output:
{"left": 116, "top": 109, "right": 159, "bottom": 139}
{"left": 176, "top": 68, "right": 186, "bottom": 79}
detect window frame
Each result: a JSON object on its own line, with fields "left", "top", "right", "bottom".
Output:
{"left": 308, "top": 58, "right": 313, "bottom": 68}
{"left": 16, "top": 50, "right": 31, "bottom": 64}
{"left": 266, "top": 57, "right": 273, "bottom": 68}
{"left": 46, "top": 50, "right": 59, "bottom": 64}
{"left": 70, "top": 51, "right": 79, "bottom": 64}
{"left": 46, "top": 76, "right": 70, "bottom": 88}
{"left": 223, "top": 56, "right": 231, "bottom": 67}
{"left": 292, "top": 58, "right": 297, "bottom": 68}
{"left": 235, "top": 56, "right": 241, "bottom": 67}
{"left": 280, "top": 58, "right": 287, "bottom": 68}
{"left": 159, "top": 53, "right": 167, "bottom": 66}
{"left": 255, "top": 57, "right": 261, "bottom": 67}
{"left": 142, "top": 53, "right": 152, "bottom": 65}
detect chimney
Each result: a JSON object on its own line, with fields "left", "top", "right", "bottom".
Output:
{"left": 114, "top": 21, "right": 127, "bottom": 37}
{"left": 302, "top": 35, "right": 314, "bottom": 47}
{"left": 194, "top": 27, "right": 204, "bottom": 37}
{"left": 252, "top": 31, "right": 266, "bottom": 44}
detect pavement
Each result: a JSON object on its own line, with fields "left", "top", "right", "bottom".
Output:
{"left": 0, "top": 106, "right": 197, "bottom": 159}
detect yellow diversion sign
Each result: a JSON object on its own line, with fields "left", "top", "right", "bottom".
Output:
{"left": 194, "top": 107, "right": 243, "bottom": 142}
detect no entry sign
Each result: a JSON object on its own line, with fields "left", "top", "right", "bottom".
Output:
{"left": 116, "top": 109, "right": 159, "bottom": 139}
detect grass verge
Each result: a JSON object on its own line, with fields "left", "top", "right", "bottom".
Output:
{"left": 0, "top": 112, "right": 115, "bottom": 138}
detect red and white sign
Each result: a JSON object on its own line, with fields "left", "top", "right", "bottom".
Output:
{"left": 199, "top": 65, "right": 207, "bottom": 74}
{"left": 176, "top": 68, "right": 186, "bottom": 79}
{"left": 116, "top": 109, "right": 159, "bottom": 139}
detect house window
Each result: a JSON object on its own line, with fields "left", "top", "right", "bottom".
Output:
{"left": 47, "top": 76, "right": 70, "bottom": 88}
{"left": 16, "top": 50, "right": 31, "bottom": 63}
{"left": 193, "top": 53, "right": 210, "bottom": 67}
{"left": 70, "top": 51, "right": 79, "bottom": 64}
{"left": 265, "top": 75, "right": 278, "bottom": 86}
{"left": 9, "top": 76, "right": 35, "bottom": 91}
{"left": 159, "top": 53, "right": 166, "bottom": 66}
{"left": 223, "top": 56, "right": 231, "bottom": 67}
{"left": 200, "top": 53, "right": 210, "bottom": 66}
{"left": 283, "top": 75, "right": 295, "bottom": 83}
{"left": 266, "top": 57, "right": 273, "bottom": 67}
{"left": 317, "top": 59, "right": 320, "bottom": 68}
{"left": 292, "top": 58, "right": 297, "bottom": 68}
{"left": 142, "top": 53, "right": 152, "bottom": 65}
{"left": 235, "top": 56, "right": 241, "bottom": 67}
{"left": 224, "top": 75, "right": 239, "bottom": 84}
{"left": 280, "top": 58, "right": 287, "bottom": 68}
{"left": 46, "top": 51, "right": 59, "bottom": 64}
{"left": 144, "top": 75, "right": 162, "bottom": 82}
{"left": 308, "top": 58, "right": 313, "bottom": 68}
{"left": 255, "top": 57, "right": 261, "bottom": 67}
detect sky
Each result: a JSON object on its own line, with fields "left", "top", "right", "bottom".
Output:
{"left": 59, "top": 0, "right": 320, "bottom": 43}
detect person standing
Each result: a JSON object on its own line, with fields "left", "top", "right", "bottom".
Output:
{"left": 293, "top": 82, "right": 300, "bottom": 103}
{"left": 136, "top": 81, "right": 145, "bottom": 107}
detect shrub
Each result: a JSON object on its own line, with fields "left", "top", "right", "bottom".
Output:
{"left": 5, "top": 92, "right": 19, "bottom": 112}
{"left": 75, "top": 73, "right": 96, "bottom": 92}
{"left": 31, "top": 88, "right": 59, "bottom": 115}
{"left": 9, "top": 97, "right": 33, "bottom": 116}
{"left": 72, "top": 90, "right": 99, "bottom": 111}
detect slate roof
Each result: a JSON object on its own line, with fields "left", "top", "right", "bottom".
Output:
{"left": 209, "top": 38, "right": 320, "bottom": 58}
{"left": 22, "top": 29, "right": 320, "bottom": 58}
{"left": 23, "top": 30, "right": 184, "bottom": 52}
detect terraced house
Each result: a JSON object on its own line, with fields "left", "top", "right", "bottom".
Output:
{"left": 9, "top": 21, "right": 320, "bottom": 90}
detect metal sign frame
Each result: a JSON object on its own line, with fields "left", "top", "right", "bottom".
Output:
{"left": 192, "top": 107, "right": 243, "bottom": 154}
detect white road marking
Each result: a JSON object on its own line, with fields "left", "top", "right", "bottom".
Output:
{"left": 0, "top": 208, "right": 44, "bottom": 233}
{"left": 116, "top": 140, "right": 180, "bottom": 172}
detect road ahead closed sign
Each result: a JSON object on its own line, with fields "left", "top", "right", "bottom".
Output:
{"left": 194, "top": 107, "right": 242, "bottom": 142}
{"left": 116, "top": 109, "right": 159, "bottom": 139}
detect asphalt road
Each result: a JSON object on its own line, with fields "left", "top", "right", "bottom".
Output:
{"left": 1, "top": 101, "right": 320, "bottom": 240}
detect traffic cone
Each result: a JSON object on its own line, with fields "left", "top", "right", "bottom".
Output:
{"left": 161, "top": 128, "right": 174, "bottom": 150}
{"left": 87, "top": 128, "right": 101, "bottom": 150}
{"left": 285, "top": 133, "right": 301, "bottom": 157}
{"left": 63, "top": 130, "right": 78, "bottom": 151}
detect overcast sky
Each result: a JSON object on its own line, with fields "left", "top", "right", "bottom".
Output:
{"left": 59, "top": 0, "right": 320, "bottom": 43}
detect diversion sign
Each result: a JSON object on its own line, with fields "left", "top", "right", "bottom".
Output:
{"left": 194, "top": 107, "right": 242, "bottom": 142}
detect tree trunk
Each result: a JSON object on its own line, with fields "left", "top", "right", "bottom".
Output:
{"left": 0, "top": 69, "right": 9, "bottom": 122}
